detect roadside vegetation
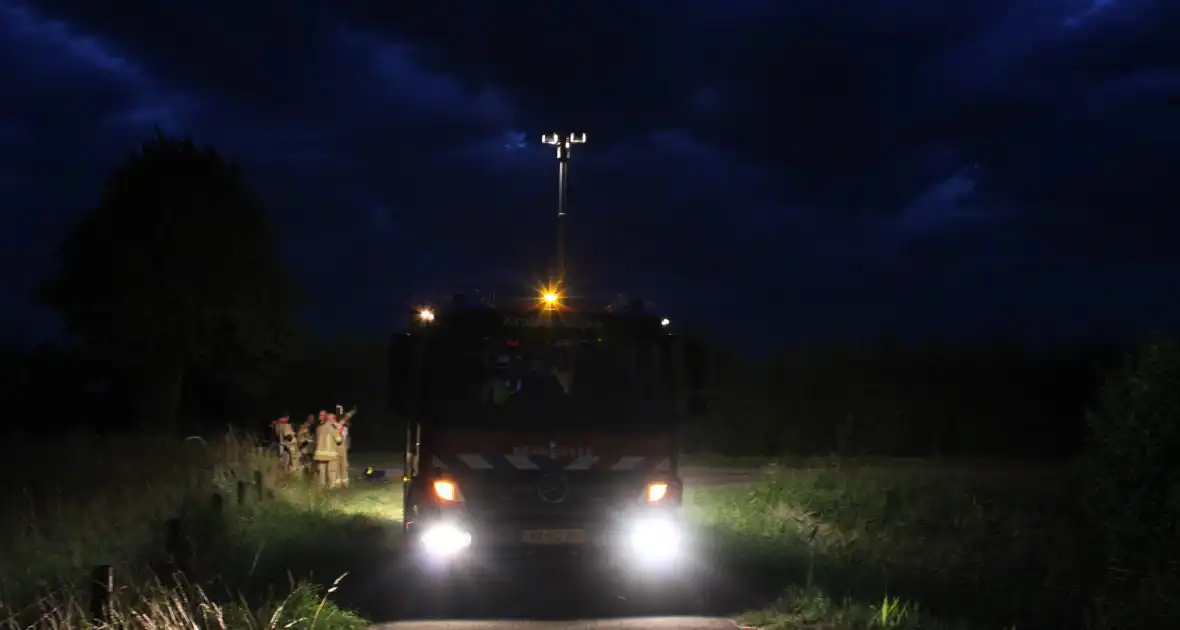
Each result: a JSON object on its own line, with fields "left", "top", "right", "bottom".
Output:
{"left": 0, "top": 432, "right": 387, "bottom": 630}
{"left": 690, "top": 334, "right": 1179, "bottom": 630}
{"left": 688, "top": 464, "right": 1087, "bottom": 629}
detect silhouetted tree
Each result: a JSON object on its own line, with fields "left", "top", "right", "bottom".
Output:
{"left": 39, "top": 131, "right": 299, "bottom": 433}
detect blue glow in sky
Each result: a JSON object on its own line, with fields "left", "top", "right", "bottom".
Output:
{"left": 1, "top": 0, "right": 1178, "bottom": 348}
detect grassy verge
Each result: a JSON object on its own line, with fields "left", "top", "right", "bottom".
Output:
{"left": 685, "top": 462, "right": 1092, "bottom": 629}
{"left": 0, "top": 432, "right": 389, "bottom": 630}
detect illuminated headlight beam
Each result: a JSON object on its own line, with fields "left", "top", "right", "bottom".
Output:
{"left": 420, "top": 523, "right": 472, "bottom": 558}
{"left": 626, "top": 515, "right": 681, "bottom": 564}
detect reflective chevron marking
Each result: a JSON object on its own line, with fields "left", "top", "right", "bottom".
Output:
{"left": 430, "top": 453, "right": 670, "bottom": 472}
{"left": 456, "top": 453, "right": 494, "bottom": 469}
{"left": 607, "top": 456, "right": 645, "bottom": 471}
{"left": 504, "top": 454, "right": 541, "bottom": 469}
{"left": 565, "top": 455, "right": 599, "bottom": 470}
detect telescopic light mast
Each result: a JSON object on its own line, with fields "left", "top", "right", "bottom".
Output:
{"left": 541, "top": 132, "right": 586, "bottom": 288}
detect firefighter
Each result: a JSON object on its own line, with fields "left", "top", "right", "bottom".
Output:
{"left": 296, "top": 415, "right": 315, "bottom": 474}
{"left": 482, "top": 375, "right": 511, "bottom": 404}
{"left": 267, "top": 416, "right": 282, "bottom": 460}
{"left": 325, "top": 411, "right": 345, "bottom": 488}
{"left": 273, "top": 413, "right": 298, "bottom": 473}
{"left": 518, "top": 358, "right": 564, "bottom": 400}
{"left": 333, "top": 406, "right": 358, "bottom": 488}
{"left": 312, "top": 410, "right": 337, "bottom": 487}
{"left": 551, "top": 345, "right": 575, "bottom": 394}
{"left": 339, "top": 405, "right": 357, "bottom": 434}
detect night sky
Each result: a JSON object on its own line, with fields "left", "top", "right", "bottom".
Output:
{"left": 2, "top": 1, "right": 1178, "bottom": 351}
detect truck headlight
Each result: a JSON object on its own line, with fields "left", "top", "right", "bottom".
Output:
{"left": 420, "top": 523, "right": 472, "bottom": 557}
{"left": 626, "top": 515, "right": 680, "bottom": 564}
{"left": 433, "top": 480, "right": 462, "bottom": 502}
{"left": 646, "top": 482, "right": 668, "bottom": 502}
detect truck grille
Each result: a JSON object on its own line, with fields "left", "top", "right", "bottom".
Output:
{"left": 463, "top": 480, "right": 626, "bottom": 522}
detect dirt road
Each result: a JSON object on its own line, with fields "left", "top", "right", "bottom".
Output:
{"left": 371, "top": 618, "right": 747, "bottom": 630}
{"left": 348, "top": 454, "right": 1055, "bottom": 628}
{"left": 343, "top": 454, "right": 763, "bottom": 628}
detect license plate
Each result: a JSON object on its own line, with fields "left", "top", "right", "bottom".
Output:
{"left": 521, "top": 529, "right": 586, "bottom": 545}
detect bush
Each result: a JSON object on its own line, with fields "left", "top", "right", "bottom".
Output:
{"left": 1082, "top": 333, "right": 1180, "bottom": 627}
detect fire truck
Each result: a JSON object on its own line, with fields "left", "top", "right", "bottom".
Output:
{"left": 386, "top": 133, "right": 708, "bottom": 605}
{"left": 387, "top": 291, "right": 706, "bottom": 582}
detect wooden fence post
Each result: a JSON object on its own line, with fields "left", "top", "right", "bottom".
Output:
{"left": 89, "top": 564, "right": 113, "bottom": 624}
{"left": 254, "top": 470, "right": 264, "bottom": 502}
{"left": 164, "top": 517, "right": 181, "bottom": 557}
{"left": 164, "top": 516, "right": 189, "bottom": 576}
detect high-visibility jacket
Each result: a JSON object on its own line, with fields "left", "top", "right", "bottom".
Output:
{"left": 313, "top": 423, "right": 338, "bottom": 461}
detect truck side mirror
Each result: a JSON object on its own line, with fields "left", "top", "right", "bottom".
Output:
{"left": 387, "top": 333, "right": 411, "bottom": 414}
{"left": 388, "top": 331, "right": 434, "bottom": 415}
{"left": 689, "top": 339, "right": 703, "bottom": 420}
{"left": 676, "top": 338, "right": 707, "bottom": 417}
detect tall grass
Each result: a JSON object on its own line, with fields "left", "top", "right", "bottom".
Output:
{"left": 0, "top": 431, "right": 377, "bottom": 629}
{"left": 7, "top": 578, "right": 366, "bottom": 630}
{"left": 688, "top": 463, "right": 1094, "bottom": 629}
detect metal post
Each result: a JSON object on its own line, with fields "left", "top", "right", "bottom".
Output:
{"left": 541, "top": 133, "right": 586, "bottom": 286}
{"left": 671, "top": 336, "right": 687, "bottom": 414}
{"left": 254, "top": 470, "right": 264, "bottom": 501}
{"left": 403, "top": 319, "right": 431, "bottom": 531}
{"left": 557, "top": 156, "right": 568, "bottom": 282}
{"left": 165, "top": 517, "right": 181, "bottom": 557}
{"left": 164, "top": 517, "right": 191, "bottom": 577}
{"left": 90, "top": 565, "right": 113, "bottom": 624}
{"left": 406, "top": 317, "right": 431, "bottom": 470}
{"left": 652, "top": 340, "right": 664, "bottom": 399}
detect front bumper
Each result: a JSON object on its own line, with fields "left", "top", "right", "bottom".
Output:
{"left": 406, "top": 506, "right": 686, "bottom": 572}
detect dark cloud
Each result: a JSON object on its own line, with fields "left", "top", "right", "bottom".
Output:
{"left": 1, "top": 0, "right": 1178, "bottom": 348}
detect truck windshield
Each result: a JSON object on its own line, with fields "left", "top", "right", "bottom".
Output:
{"left": 409, "top": 328, "right": 676, "bottom": 430}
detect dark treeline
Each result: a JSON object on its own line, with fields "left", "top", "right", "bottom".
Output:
{"left": 3, "top": 333, "right": 1120, "bottom": 460}
{"left": 687, "top": 338, "right": 1119, "bottom": 459}
{"left": 0, "top": 337, "right": 394, "bottom": 441}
